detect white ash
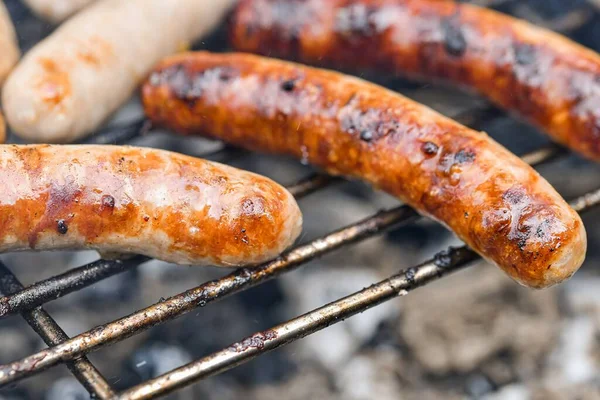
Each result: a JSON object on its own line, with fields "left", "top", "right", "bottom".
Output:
{"left": 398, "top": 264, "right": 560, "bottom": 375}
{"left": 547, "top": 317, "right": 597, "bottom": 385}
{"left": 334, "top": 350, "right": 403, "bottom": 400}
{"left": 281, "top": 267, "right": 399, "bottom": 369}
{"left": 482, "top": 384, "right": 530, "bottom": 400}
{"left": 46, "top": 377, "right": 89, "bottom": 400}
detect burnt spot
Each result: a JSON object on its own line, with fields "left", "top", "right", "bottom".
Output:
{"left": 229, "top": 330, "right": 278, "bottom": 352}
{"left": 514, "top": 43, "right": 536, "bottom": 66}
{"left": 101, "top": 195, "right": 115, "bottom": 209}
{"left": 437, "top": 148, "right": 475, "bottom": 174}
{"left": 218, "top": 70, "right": 233, "bottom": 82}
{"left": 241, "top": 197, "right": 265, "bottom": 216}
{"left": 441, "top": 18, "right": 467, "bottom": 57}
{"left": 143, "top": 216, "right": 150, "bottom": 222}
{"left": 502, "top": 187, "right": 526, "bottom": 205}
{"left": 242, "top": 199, "right": 255, "bottom": 214}
{"left": 29, "top": 179, "right": 82, "bottom": 247}
{"left": 57, "top": 220, "right": 68, "bottom": 234}
{"left": 360, "top": 130, "right": 373, "bottom": 142}
{"left": 511, "top": 221, "right": 532, "bottom": 252}
{"left": 166, "top": 65, "right": 201, "bottom": 105}
{"left": 455, "top": 149, "right": 475, "bottom": 164}
{"left": 281, "top": 79, "right": 296, "bottom": 92}
{"left": 433, "top": 248, "right": 453, "bottom": 268}
{"left": 405, "top": 267, "right": 417, "bottom": 284}
{"left": 533, "top": 218, "right": 556, "bottom": 243}
{"left": 244, "top": 23, "right": 257, "bottom": 38}
{"left": 159, "top": 65, "right": 237, "bottom": 106}
{"left": 339, "top": 106, "right": 398, "bottom": 142}
{"left": 335, "top": 4, "right": 376, "bottom": 36}
{"left": 421, "top": 141, "right": 439, "bottom": 156}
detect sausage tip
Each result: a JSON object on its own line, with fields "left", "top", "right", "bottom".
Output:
{"left": 538, "top": 220, "right": 587, "bottom": 289}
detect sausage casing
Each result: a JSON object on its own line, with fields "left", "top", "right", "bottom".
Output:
{"left": 22, "top": 0, "right": 96, "bottom": 24}
{"left": 2, "top": 0, "right": 235, "bottom": 143}
{"left": 142, "top": 52, "right": 586, "bottom": 289}
{"left": 0, "top": 145, "right": 302, "bottom": 267}
{"left": 230, "top": 0, "right": 600, "bottom": 162}
{"left": 0, "top": 1, "right": 20, "bottom": 86}
{"left": 0, "top": 111, "right": 6, "bottom": 144}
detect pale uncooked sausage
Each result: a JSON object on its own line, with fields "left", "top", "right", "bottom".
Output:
{"left": 0, "top": 1, "right": 20, "bottom": 86}
{"left": 22, "top": 0, "right": 95, "bottom": 24}
{"left": 3, "top": 0, "right": 236, "bottom": 143}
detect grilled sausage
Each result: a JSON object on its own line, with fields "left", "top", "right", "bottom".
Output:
{"left": 22, "top": 0, "right": 95, "bottom": 24}
{"left": 0, "top": 1, "right": 19, "bottom": 86}
{"left": 0, "top": 144, "right": 302, "bottom": 266}
{"left": 0, "top": 112, "right": 6, "bottom": 144}
{"left": 2, "top": 0, "right": 236, "bottom": 143}
{"left": 142, "top": 52, "right": 587, "bottom": 288}
{"left": 230, "top": 0, "right": 600, "bottom": 162}
{"left": 25, "top": 0, "right": 95, "bottom": 24}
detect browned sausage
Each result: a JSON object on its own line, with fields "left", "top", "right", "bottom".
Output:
{"left": 0, "top": 144, "right": 302, "bottom": 267}
{"left": 0, "top": 112, "right": 6, "bottom": 144}
{"left": 229, "top": 0, "right": 600, "bottom": 162}
{"left": 142, "top": 51, "right": 586, "bottom": 289}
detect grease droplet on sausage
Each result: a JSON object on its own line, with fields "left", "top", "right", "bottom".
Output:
{"left": 421, "top": 141, "right": 439, "bottom": 156}
{"left": 281, "top": 79, "right": 296, "bottom": 92}
{"left": 514, "top": 43, "right": 536, "bottom": 65}
{"left": 360, "top": 130, "right": 373, "bottom": 142}
{"left": 57, "top": 220, "right": 68, "bottom": 234}
{"left": 442, "top": 20, "right": 466, "bottom": 57}
{"left": 101, "top": 195, "right": 115, "bottom": 209}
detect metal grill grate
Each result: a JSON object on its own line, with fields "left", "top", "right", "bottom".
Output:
{"left": 1, "top": 1, "right": 600, "bottom": 399}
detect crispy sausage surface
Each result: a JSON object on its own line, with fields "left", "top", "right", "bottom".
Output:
{"left": 230, "top": 0, "right": 600, "bottom": 162}
{"left": 0, "top": 144, "right": 302, "bottom": 266}
{"left": 2, "top": 0, "right": 235, "bottom": 143}
{"left": 0, "top": 1, "right": 19, "bottom": 86}
{"left": 142, "top": 52, "right": 586, "bottom": 288}
{"left": 0, "top": 112, "right": 6, "bottom": 143}
{"left": 22, "top": 0, "right": 95, "bottom": 23}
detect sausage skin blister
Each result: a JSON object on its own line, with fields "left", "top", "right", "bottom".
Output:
{"left": 22, "top": 0, "right": 96, "bottom": 24}
{"left": 0, "top": 1, "right": 20, "bottom": 86}
{"left": 142, "top": 52, "right": 586, "bottom": 289}
{"left": 2, "top": 0, "right": 236, "bottom": 143}
{"left": 230, "top": 0, "right": 600, "bottom": 162}
{"left": 0, "top": 144, "right": 302, "bottom": 266}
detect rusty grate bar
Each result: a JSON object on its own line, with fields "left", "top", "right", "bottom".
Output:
{"left": 0, "top": 256, "right": 149, "bottom": 319}
{"left": 0, "top": 202, "right": 420, "bottom": 386}
{"left": 0, "top": 262, "right": 115, "bottom": 399}
{"left": 0, "top": 143, "right": 565, "bottom": 387}
{"left": 117, "top": 187, "right": 600, "bottom": 400}
{"left": 286, "top": 173, "right": 341, "bottom": 198}
{"left": 118, "top": 247, "right": 481, "bottom": 400}
{"left": 81, "top": 119, "right": 152, "bottom": 145}
{"left": 0, "top": 172, "right": 339, "bottom": 319}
